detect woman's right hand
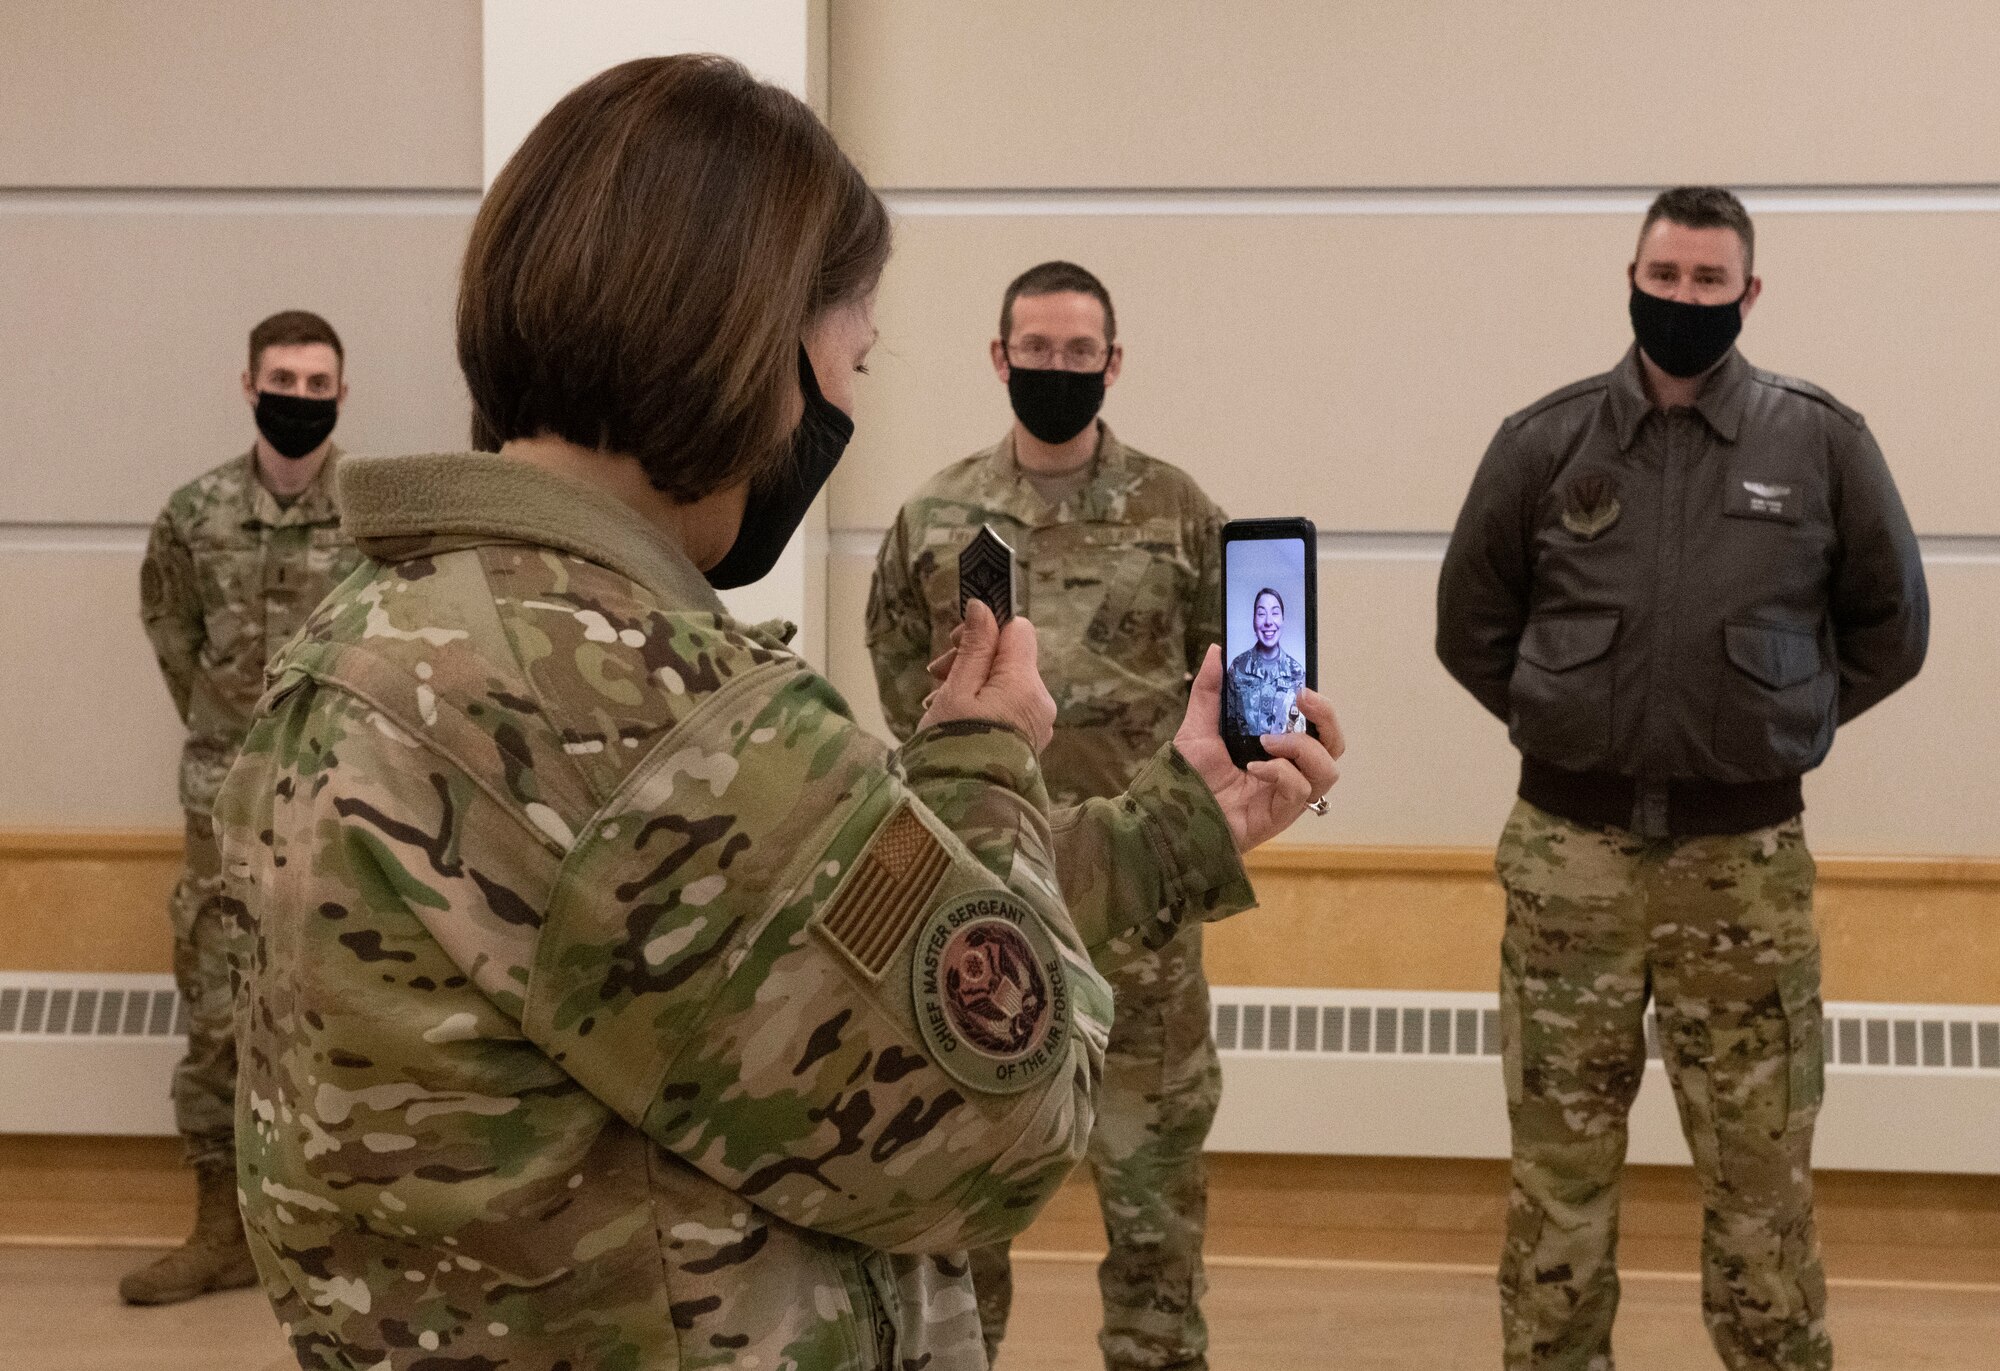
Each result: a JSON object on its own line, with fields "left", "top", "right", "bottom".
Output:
{"left": 1172, "top": 646, "right": 1342, "bottom": 854}
{"left": 916, "top": 599, "right": 1056, "bottom": 753}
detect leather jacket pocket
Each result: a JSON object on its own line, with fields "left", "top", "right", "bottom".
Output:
{"left": 1508, "top": 610, "right": 1619, "bottom": 772}
{"left": 1715, "top": 621, "right": 1834, "bottom": 774}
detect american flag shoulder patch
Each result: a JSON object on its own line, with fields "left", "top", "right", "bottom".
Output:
{"left": 815, "top": 803, "right": 952, "bottom": 976}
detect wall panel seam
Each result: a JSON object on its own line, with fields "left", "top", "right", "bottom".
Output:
{"left": 881, "top": 187, "right": 2000, "bottom": 218}
{"left": 7, "top": 526, "right": 1999, "bottom": 563}
{"left": 823, "top": 528, "right": 2000, "bottom": 562}
{"left": 5, "top": 830, "right": 1995, "bottom": 879}
{"left": 0, "top": 188, "right": 480, "bottom": 215}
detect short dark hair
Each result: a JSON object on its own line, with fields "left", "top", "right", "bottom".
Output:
{"left": 458, "top": 55, "right": 891, "bottom": 502}
{"left": 1254, "top": 587, "right": 1284, "bottom": 614}
{"left": 999, "top": 260, "right": 1116, "bottom": 347}
{"left": 249, "top": 310, "right": 343, "bottom": 377}
{"left": 1637, "top": 186, "right": 1755, "bottom": 276}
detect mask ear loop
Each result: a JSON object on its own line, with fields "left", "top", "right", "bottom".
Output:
{"left": 795, "top": 340, "right": 854, "bottom": 442}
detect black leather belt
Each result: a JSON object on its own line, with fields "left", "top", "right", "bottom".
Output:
{"left": 1518, "top": 757, "right": 1804, "bottom": 839}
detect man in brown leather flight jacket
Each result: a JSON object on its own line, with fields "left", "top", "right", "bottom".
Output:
{"left": 1436, "top": 186, "right": 1927, "bottom": 1371}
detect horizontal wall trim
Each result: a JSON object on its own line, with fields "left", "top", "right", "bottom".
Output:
{"left": 0, "top": 523, "right": 149, "bottom": 554}
{"left": 883, "top": 185, "right": 2000, "bottom": 219}
{"left": 825, "top": 527, "right": 1453, "bottom": 561}
{"left": 1243, "top": 844, "right": 2000, "bottom": 885}
{"left": 1010, "top": 1249, "right": 2000, "bottom": 1295}
{"left": 4, "top": 830, "right": 1992, "bottom": 882}
{"left": 10, "top": 526, "right": 1999, "bottom": 564}
{"left": 0, "top": 831, "right": 181, "bottom": 858}
{"left": 0, "top": 187, "right": 479, "bottom": 215}
{"left": 825, "top": 527, "right": 2000, "bottom": 564}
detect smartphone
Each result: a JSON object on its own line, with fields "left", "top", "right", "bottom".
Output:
{"left": 1219, "top": 517, "right": 1318, "bottom": 767}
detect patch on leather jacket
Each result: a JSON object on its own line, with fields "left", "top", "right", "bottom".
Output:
{"left": 1559, "top": 472, "right": 1622, "bottom": 540}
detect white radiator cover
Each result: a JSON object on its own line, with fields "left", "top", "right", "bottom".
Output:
{"left": 5, "top": 974, "right": 1997, "bottom": 1174}
{"left": 1206, "top": 986, "right": 2000, "bottom": 1174}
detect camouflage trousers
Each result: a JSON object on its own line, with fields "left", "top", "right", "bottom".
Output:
{"left": 970, "top": 919, "right": 1220, "bottom": 1371}
{"left": 168, "top": 810, "right": 237, "bottom": 1169}
{"left": 1495, "top": 800, "right": 1830, "bottom": 1371}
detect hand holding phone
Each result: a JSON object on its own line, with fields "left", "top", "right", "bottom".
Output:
{"left": 1175, "top": 644, "right": 1342, "bottom": 850}
{"left": 1218, "top": 518, "right": 1318, "bottom": 767}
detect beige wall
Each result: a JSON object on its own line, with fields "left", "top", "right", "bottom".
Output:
{"left": 825, "top": 2, "right": 2000, "bottom": 859}
{"left": 0, "top": 1, "right": 481, "bottom": 188}
{"left": 829, "top": 1, "right": 2000, "bottom": 189}
{"left": 0, "top": 2, "right": 479, "bottom": 828}
{"left": 4, "top": 3, "right": 1995, "bottom": 861}
{"left": 0, "top": 549, "right": 180, "bottom": 826}
{"left": 0, "top": 210, "right": 472, "bottom": 525}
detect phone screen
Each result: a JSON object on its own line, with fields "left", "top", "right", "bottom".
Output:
{"left": 1219, "top": 518, "right": 1318, "bottom": 766}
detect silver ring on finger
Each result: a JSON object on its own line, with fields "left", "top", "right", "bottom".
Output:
{"left": 1306, "top": 796, "right": 1329, "bottom": 816}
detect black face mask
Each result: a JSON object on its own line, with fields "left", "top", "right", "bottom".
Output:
{"left": 254, "top": 391, "right": 340, "bottom": 460}
{"left": 1007, "top": 364, "right": 1107, "bottom": 445}
{"left": 1628, "top": 283, "right": 1746, "bottom": 379}
{"left": 706, "top": 345, "right": 854, "bottom": 590}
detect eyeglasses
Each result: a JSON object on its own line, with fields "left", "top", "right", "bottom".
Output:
{"left": 1005, "top": 340, "right": 1110, "bottom": 372}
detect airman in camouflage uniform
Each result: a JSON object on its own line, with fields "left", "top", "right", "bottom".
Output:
{"left": 1439, "top": 189, "right": 1927, "bottom": 1369}
{"left": 214, "top": 451, "right": 1258, "bottom": 1371}
{"left": 132, "top": 314, "right": 363, "bottom": 1307}
{"left": 1223, "top": 647, "right": 1306, "bottom": 740}
{"left": 868, "top": 422, "right": 1228, "bottom": 1370}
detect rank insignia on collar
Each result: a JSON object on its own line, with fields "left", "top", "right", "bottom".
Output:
{"left": 1560, "top": 472, "right": 1622, "bottom": 540}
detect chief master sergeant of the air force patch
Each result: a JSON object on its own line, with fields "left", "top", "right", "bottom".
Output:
{"left": 914, "top": 890, "right": 1071, "bottom": 1095}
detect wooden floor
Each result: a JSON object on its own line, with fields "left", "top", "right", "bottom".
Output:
{"left": 5, "top": 1245, "right": 1996, "bottom": 1371}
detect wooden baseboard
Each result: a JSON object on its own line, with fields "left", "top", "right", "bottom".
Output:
{"left": 7, "top": 1135, "right": 1994, "bottom": 1285}
{"left": 0, "top": 1136, "right": 192, "bottom": 1247}
{"left": 1221, "top": 844, "right": 2000, "bottom": 1003}
{"left": 0, "top": 830, "right": 181, "bottom": 974}
{"left": 5, "top": 831, "right": 2000, "bottom": 999}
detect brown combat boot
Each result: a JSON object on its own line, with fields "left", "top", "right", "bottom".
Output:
{"left": 118, "top": 1160, "right": 260, "bottom": 1305}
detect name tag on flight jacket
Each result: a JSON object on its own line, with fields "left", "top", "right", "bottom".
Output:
{"left": 1726, "top": 478, "right": 1801, "bottom": 524}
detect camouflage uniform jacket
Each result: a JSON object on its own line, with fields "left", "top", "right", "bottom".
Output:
{"left": 867, "top": 425, "right": 1227, "bottom": 807}
{"left": 215, "top": 452, "right": 1254, "bottom": 1371}
{"left": 1224, "top": 647, "right": 1307, "bottom": 739}
{"left": 141, "top": 447, "right": 361, "bottom": 814}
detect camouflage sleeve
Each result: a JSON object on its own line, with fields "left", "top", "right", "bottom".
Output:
{"left": 1047, "top": 742, "right": 1256, "bottom": 956}
{"left": 865, "top": 510, "right": 935, "bottom": 742}
{"left": 139, "top": 507, "right": 202, "bottom": 725}
{"left": 909, "top": 723, "right": 1256, "bottom": 956}
{"left": 532, "top": 652, "right": 1115, "bottom": 1256}
{"left": 1186, "top": 496, "right": 1227, "bottom": 676}
{"left": 1220, "top": 659, "right": 1249, "bottom": 740}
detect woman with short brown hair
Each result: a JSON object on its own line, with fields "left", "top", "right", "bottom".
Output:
{"left": 217, "top": 55, "right": 1338, "bottom": 1370}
